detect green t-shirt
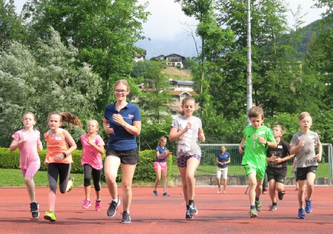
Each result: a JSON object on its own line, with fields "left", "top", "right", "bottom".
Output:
{"left": 241, "top": 124, "right": 275, "bottom": 167}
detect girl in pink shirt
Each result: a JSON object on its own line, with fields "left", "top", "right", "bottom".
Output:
{"left": 43, "top": 111, "right": 81, "bottom": 222}
{"left": 81, "top": 120, "right": 105, "bottom": 211}
{"left": 10, "top": 112, "right": 43, "bottom": 219}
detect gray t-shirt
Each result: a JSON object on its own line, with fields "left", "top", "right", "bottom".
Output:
{"left": 290, "top": 130, "right": 320, "bottom": 168}
{"left": 171, "top": 115, "right": 202, "bottom": 157}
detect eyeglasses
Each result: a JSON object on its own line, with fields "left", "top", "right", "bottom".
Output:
{"left": 115, "top": 89, "right": 127, "bottom": 93}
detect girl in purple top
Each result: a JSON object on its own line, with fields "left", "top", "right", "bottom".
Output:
{"left": 10, "top": 112, "right": 43, "bottom": 219}
{"left": 81, "top": 120, "right": 105, "bottom": 211}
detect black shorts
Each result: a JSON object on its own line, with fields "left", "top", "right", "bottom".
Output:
{"left": 296, "top": 166, "right": 317, "bottom": 181}
{"left": 106, "top": 148, "right": 139, "bottom": 164}
{"left": 266, "top": 166, "right": 287, "bottom": 184}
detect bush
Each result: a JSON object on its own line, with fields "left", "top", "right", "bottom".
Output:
{"left": 0, "top": 148, "right": 172, "bottom": 183}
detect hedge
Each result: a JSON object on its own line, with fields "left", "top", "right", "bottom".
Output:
{"left": 0, "top": 148, "right": 172, "bottom": 183}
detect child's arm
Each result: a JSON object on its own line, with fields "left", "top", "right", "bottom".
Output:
{"left": 60, "top": 130, "right": 77, "bottom": 160}
{"left": 316, "top": 140, "right": 322, "bottom": 162}
{"left": 290, "top": 140, "right": 304, "bottom": 155}
{"left": 9, "top": 139, "right": 24, "bottom": 151}
{"left": 238, "top": 138, "right": 245, "bottom": 154}
{"left": 198, "top": 128, "right": 205, "bottom": 142}
{"left": 258, "top": 136, "right": 278, "bottom": 148}
{"left": 87, "top": 137, "right": 105, "bottom": 155}
{"left": 274, "top": 154, "right": 295, "bottom": 164}
{"left": 37, "top": 139, "right": 43, "bottom": 151}
{"left": 169, "top": 122, "right": 191, "bottom": 142}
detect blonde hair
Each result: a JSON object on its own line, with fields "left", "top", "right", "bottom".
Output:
{"left": 273, "top": 124, "right": 285, "bottom": 135}
{"left": 22, "top": 112, "right": 36, "bottom": 122}
{"left": 298, "top": 112, "right": 312, "bottom": 121}
{"left": 179, "top": 96, "right": 196, "bottom": 115}
{"left": 114, "top": 79, "right": 130, "bottom": 92}
{"left": 87, "top": 119, "right": 99, "bottom": 128}
{"left": 48, "top": 111, "right": 82, "bottom": 127}
{"left": 248, "top": 106, "right": 264, "bottom": 119}
{"left": 158, "top": 136, "right": 167, "bottom": 146}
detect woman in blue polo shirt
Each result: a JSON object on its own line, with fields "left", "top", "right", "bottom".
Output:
{"left": 216, "top": 145, "right": 231, "bottom": 194}
{"left": 103, "top": 79, "right": 141, "bottom": 224}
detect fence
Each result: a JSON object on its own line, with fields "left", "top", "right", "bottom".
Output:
{"left": 198, "top": 143, "right": 333, "bottom": 185}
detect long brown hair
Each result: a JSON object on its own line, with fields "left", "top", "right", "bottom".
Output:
{"left": 48, "top": 111, "right": 82, "bottom": 127}
{"left": 179, "top": 96, "right": 196, "bottom": 115}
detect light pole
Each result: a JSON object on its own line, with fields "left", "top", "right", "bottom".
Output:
{"left": 246, "top": 0, "right": 253, "bottom": 125}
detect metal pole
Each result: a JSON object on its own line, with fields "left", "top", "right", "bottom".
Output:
{"left": 246, "top": 0, "right": 253, "bottom": 125}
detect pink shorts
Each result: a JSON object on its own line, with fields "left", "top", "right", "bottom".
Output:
{"left": 154, "top": 161, "right": 167, "bottom": 171}
{"left": 21, "top": 162, "right": 40, "bottom": 178}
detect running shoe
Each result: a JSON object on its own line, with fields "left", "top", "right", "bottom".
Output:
{"left": 107, "top": 199, "right": 121, "bottom": 217}
{"left": 249, "top": 209, "right": 258, "bottom": 218}
{"left": 95, "top": 200, "right": 101, "bottom": 211}
{"left": 269, "top": 204, "right": 278, "bottom": 211}
{"left": 153, "top": 190, "right": 158, "bottom": 196}
{"left": 278, "top": 191, "right": 285, "bottom": 200}
{"left": 217, "top": 188, "right": 221, "bottom": 194}
{"left": 30, "top": 202, "right": 39, "bottom": 218}
{"left": 255, "top": 199, "right": 262, "bottom": 212}
{"left": 163, "top": 192, "right": 170, "bottom": 197}
{"left": 44, "top": 210, "right": 56, "bottom": 222}
{"left": 305, "top": 199, "right": 312, "bottom": 213}
{"left": 121, "top": 211, "right": 131, "bottom": 224}
{"left": 66, "top": 177, "right": 74, "bottom": 192}
{"left": 82, "top": 199, "right": 91, "bottom": 209}
{"left": 189, "top": 203, "right": 198, "bottom": 216}
{"left": 298, "top": 208, "right": 305, "bottom": 219}
{"left": 186, "top": 209, "right": 193, "bottom": 220}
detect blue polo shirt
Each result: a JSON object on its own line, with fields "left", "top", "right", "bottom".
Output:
{"left": 104, "top": 102, "right": 141, "bottom": 151}
{"left": 155, "top": 145, "right": 167, "bottom": 163}
{"left": 216, "top": 151, "right": 231, "bottom": 168}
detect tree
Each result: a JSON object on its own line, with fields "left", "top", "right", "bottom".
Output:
{"left": 0, "top": 28, "right": 102, "bottom": 147}
{"left": 22, "top": 0, "right": 149, "bottom": 109}
{"left": 0, "top": 0, "right": 26, "bottom": 49}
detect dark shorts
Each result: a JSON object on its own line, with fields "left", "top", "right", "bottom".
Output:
{"left": 106, "top": 148, "right": 139, "bottom": 164}
{"left": 177, "top": 153, "right": 201, "bottom": 168}
{"left": 296, "top": 166, "right": 317, "bottom": 181}
{"left": 266, "top": 166, "right": 287, "bottom": 184}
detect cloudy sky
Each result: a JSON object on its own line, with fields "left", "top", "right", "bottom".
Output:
{"left": 14, "top": 0, "right": 326, "bottom": 58}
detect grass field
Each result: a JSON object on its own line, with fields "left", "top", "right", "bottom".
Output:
{"left": 1, "top": 162, "right": 330, "bottom": 187}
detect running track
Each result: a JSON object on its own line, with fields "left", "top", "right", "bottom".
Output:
{"left": 1, "top": 186, "right": 332, "bottom": 234}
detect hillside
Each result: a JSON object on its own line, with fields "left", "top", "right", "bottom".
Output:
{"left": 162, "top": 67, "right": 193, "bottom": 81}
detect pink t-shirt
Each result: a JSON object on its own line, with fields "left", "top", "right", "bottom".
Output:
{"left": 12, "top": 129, "right": 41, "bottom": 170}
{"left": 81, "top": 134, "right": 105, "bottom": 170}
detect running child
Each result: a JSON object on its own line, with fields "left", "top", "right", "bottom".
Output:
{"left": 153, "top": 136, "right": 172, "bottom": 197}
{"left": 290, "top": 112, "right": 322, "bottom": 219}
{"left": 43, "top": 111, "right": 81, "bottom": 222}
{"left": 266, "top": 125, "right": 295, "bottom": 211}
{"left": 10, "top": 112, "right": 43, "bottom": 218}
{"left": 239, "top": 106, "right": 277, "bottom": 218}
{"left": 169, "top": 96, "right": 205, "bottom": 220}
{"left": 81, "top": 120, "right": 105, "bottom": 211}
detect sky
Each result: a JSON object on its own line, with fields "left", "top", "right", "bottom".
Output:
{"left": 14, "top": 0, "right": 326, "bottom": 59}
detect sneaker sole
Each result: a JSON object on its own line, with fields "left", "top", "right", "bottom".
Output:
{"left": 250, "top": 213, "right": 258, "bottom": 218}
{"left": 190, "top": 209, "right": 198, "bottom": 216}
{"left": 32, "top": 211, "right": 40, "bottom": 218}
{"left": 44, "top": 215, "right": 56, "bottom": 222}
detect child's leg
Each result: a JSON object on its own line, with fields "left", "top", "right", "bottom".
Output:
{"left": 59, "top": 164, "right": 71, "bottom": 193}
{"left": 47, "top": 164, "right": 60, "bottom": 211}
{"left": 298, "top": 180, "right": 306, "bottom": 208}
{"left": 268, "top": 179, "right": 277, "bottom": 203}
{"left": 121, "top": 164, "right": 137, "bottom": 212}
{"left": 256, "top": 179, "right": 263, "bottom": 197}
{"left": 161, "top": 168, "right": 168, "bottom": 193}
{"left": 83, "top": 164, "right": 93, "bottom": 200}
{"left": 247, "top": 173, "right": 257, "bottom": 206}
{"left": 104, "top": 156, "right": 121, "bottom": 200}
{"left": 22, "top": 162, "right": 40, "bottom": 202}
{"left": 91, "top": 168, "right": 102, "bottom": 200}
{"left": 178, "top": 167, "right": 188, "bottom": 203}
{"left": 186, "top": 157, "right": 200, "bottom": 201}
{"left": 306, "top": 172, "right": 316, "bottom": 200}
{"left": 153, "top": 163, "right": 162, "bottom": 191}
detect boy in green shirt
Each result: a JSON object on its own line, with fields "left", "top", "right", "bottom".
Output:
{"left": 239, "top": 106, "right": 277, "bottom": 218}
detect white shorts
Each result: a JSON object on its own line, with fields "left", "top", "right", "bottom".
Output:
{"left": 216, "top": 167, "right": 228, "bottom": 180}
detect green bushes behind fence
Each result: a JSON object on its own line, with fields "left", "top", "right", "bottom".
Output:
{"left": 0, "top": 148, "right": 173, "bottom": 183}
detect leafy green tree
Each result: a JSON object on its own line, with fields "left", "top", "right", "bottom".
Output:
{"left": 0, "top": 0, "right": 26, "bottom": 49}
{"left": 22, "top": 0, "right": 148, "bottom": 109}
{"left": 0, "top": 28, "right": 102, "bottom": 147}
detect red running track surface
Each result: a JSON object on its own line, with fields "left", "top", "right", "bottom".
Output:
{"left": 0, "top": 186, "right": 332, "bottom": 234}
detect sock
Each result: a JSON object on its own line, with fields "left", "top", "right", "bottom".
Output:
{"left": 255, "top": 196, "right": 260, "bottom": 201}
{"left": 189, "top": 200, "right": 194, "bottom": 205}
{"left": 250, "top": 205, "right": 256, "bottom": 210}
{"left": 186, "top": 205, "right": 190, "bottom": 210}
{"left": 113, "top": 198, "right": 119, "bottom": 203}
{"left": 272, "top": 202, "right": 277, "bottom": 206}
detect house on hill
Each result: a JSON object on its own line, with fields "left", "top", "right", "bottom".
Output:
{"left": 151, "top": 53, "right": 185, "bottom": 68}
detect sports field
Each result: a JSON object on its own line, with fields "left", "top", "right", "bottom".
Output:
{"left": 0, "top": 186, "right": 332, "bottom": 234}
